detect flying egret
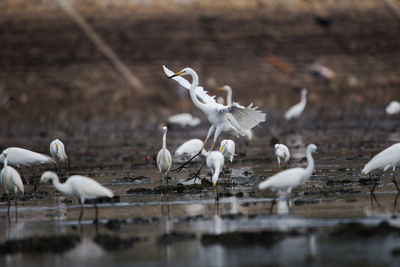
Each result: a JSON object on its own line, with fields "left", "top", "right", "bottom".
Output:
{"left": 259, "top": 144, "right": 317, "bottom": 200}
{"left": 175, "top": 139, "right": 208, "bottom": 161}
{"left": 40, "top": 171, "right": 114, "bottom": 222}
{"left": 157, "top": 126, "right": 172, "bottom": 185}
{"left": 0, "top": 151, "right": 24, "bottom": 217}
{"left": 284, "top": 88, "right": 308, "bottom": 120}
{"left": 207, "top": 151, "right": 225, "bottom": 200}
{"left": 386, "top": 101, "right": 400, "bottom": 115}
{"left": 275, "top": 144, "right": 290, "bottom": 168}
{"left": 0, "top": 147, "right": 55, "bottom": 191}
{"left": 50, "top": 139, "right": 70, "bottom": 174}
{"left": 168, "top": 113, "right": 201, "bottom": 127}
{"left": 164, "top": 66, "right": 266, "bottom": 172}
{"left": 362, "top": 143, "right": 400, "bottom": 193}
{"left": 217, "top": 85, "right": 253, "bottom": 141}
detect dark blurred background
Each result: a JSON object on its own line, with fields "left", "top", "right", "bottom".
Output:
{"left": 0, "top": 0, "right": 399, "bottom": 138}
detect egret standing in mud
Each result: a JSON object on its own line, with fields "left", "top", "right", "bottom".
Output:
{"left": 275, "top": 144, "right": 290, "bottom": 168}
{"left": 207, "top": 151, "right": 224, "bottom": 200}
{"left": 0, "top": 151, "right": 24, "bottom": 217}
{"left": 259, "top": 144, "right": 317, "bottom": 210}
{"left": 284, "top": 88, "right": 308, "bottom": 120}
{"left": 362, "top": 143, "right": 400, "bottom": 193}
{"left": 220, "top": 139, "right": 235, "bottom": 174}
{"left": 218, "top": 85, "right": 253, "bottom": 140}
{"left": 0, "top": 147, "right": 55, "bottom": 191}
{"left": 157, "top": 126, "right": 172, "bottom": 185}
{"left": 164, "top": 66, "right": 265, "bottom": 172}
{"left": 50, "top": 139, "right": 70, "bottom": 174}
{"left": 40, "top": 171, "right": 114, "bottom": 222}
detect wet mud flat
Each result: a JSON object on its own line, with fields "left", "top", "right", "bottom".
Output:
{"left": 1, "top": 117, "right": 400, "bottom": 266}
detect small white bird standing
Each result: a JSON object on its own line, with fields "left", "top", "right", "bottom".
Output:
{"left": 157, "top": 126, "right": 172, "bottom": 185}
{"left": 220, "top": 139, "right": 235, "bottom": 165}
{"left": 0, "top": 151, "right": 24, "bottom": 217}
{"left": 259, "top": 144, "right": 317, "bottom": 197}
{"left": 168, "top": 113, "right": 201, "bottom": 127}
{"left": 40, "top": 171, "right": 114, "bottom": 222}
{"left": 207, "top": 151, "right": 225, "bottom": 188}
{"left": 275, "top": 144, "right": 290, "bottom": 168}
{"left": 284, "top": 88, "right": 308, "bottom": 120}
{"left": 50, "top": 139, "right": 70, "bottom": 174}
{"left": 386, "top": 101, "right": 400, "bottom": 115}
{"left": 362, "top": 143, "right": 400, "bottom": 193}
{"left": 175, "top": 139, "right": 208, "bottom": 161}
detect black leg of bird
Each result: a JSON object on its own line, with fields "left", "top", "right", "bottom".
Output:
{"left": 7, "top": 195, "right": 10, "bottom": 217}
{"left": 186, "top": 161, "right": 206, "bottom": 182}
{"left": 392, "top": 171, "right": 400, "bottom": 192}
{"left": 269, "top": 199, "right": 276, "bottom": 214}
{"left": 79, "top": 203, "right": 84, "bottom": 223}
{"left": 394, "top": 192, "right": 400, "bottom": 211}
{"left": 94, "top": 203, "right": 98, "bottom": 224}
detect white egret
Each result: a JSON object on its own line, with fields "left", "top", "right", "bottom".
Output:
{"left": 164, "top": 66, "right": 266, "bottom": 171}
{"left": 175, "top": 139, "right": 208, "bottom": 161}
{"left": 362, "top": 143, "right": 400, "bottom": 193}
{"left": 0, "top": 147, "right": 55, "bottom": 167}
{"left": 386, "top": 101, "right": 400, "bottom": 115}
{"left": 259, "top": 144, "right": 317, "bottom": 196}
{"left": 50, "top": 139, "right": 70, "bottom": 173}
{"left": 220, "top": 139, "right": 235, "bottom": 168}
{"left": 157, "top": 126, "right": 172, "bottom": 185}
{"left": 207, "top": 151, "right": 225, "bottom": 187}
{"left": 40, "top": 171, "right": 114, "bottom": 222}
{"left": 168, "top": 113, "right": 201, "bottom": 127}
{"left": 0, "top": 151, "right": 24, "bottom": 217}
{"left": 275, "top": 144, "right": 290, "bottom": 168}
{"left": 218, "top": 85, "right": 253, "bottom": 141}
{"left": 0, "top": 147, "right": 55, "bottom": 191}
{"left": 284, "top": 88, "right": 307, "bottom": 120}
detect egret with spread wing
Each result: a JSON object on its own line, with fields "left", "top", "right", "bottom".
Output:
{"left": 164, "top": 66, "right": 266, "bottom": 172}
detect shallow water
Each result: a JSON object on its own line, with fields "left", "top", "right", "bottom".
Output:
{"left": 1, "top": 124, "right": 400, "bottom": 266}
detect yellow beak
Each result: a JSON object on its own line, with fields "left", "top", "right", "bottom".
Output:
{"left": 168, "top": 70, "right": 184, "bottom": 79}
{"left": 219, "top": 145, "right": 225, "bottom": 152}
{"left": 217, "top": 87, "right": 224, "bottom": 91}
{"left": 213, "top": 182, "right": 216, "bottom": 187}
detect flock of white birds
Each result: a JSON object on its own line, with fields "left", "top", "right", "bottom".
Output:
{"left": 1, "top": 65, "right": 399, "bottom": 221}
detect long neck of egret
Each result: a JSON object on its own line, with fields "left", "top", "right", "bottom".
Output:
{"left": 3, "top": 156, "right": 8, "bottom": 177}
{"left": 212, "top": 164, "right": 221, "bottom": 185}
{"left": 304, "top": 146, "right": 315, "bottom": 179}
{"left": 186, "top": 69, "right": 209, "bottom": 112}
{"left": 50, "top": 173, "right": 73, "bottom": 196}
{"left": 162, "top": 131, "right": 167, "bottom": 150}
{"left": 226, "top": 88, "right": 232, "bottom": 106}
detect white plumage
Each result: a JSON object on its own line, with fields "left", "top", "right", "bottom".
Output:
{"left": 157, "top": 126, "right": 172, "bottom": 179}
{"left": 362, "top": 143, "right": 400, "bottom": 174}
{"left": 0, "top": 151, "right": 24, "bottom": 216}
{"left": 164, "top": 66, "right": 266, "bottom": 155}
{"left": 386, "top": 101, "right": 400, "bottom": 115}
{"left": 40, "top": 171, "right": 113, "bottom": 222}
{"left": 218, "top": 85, "right": 253, "bottom": 140}
{"left": 0, "top": 147, "right": 55, "bottom": 167}
{"left": 274, "top": 144, "right": 290, "bottom": 168}
{"left": 259, "top": 144, "right": 317, "bottom": 194}
{"left": 220, "top": 139, "right": 235, "bottom": 163}
{"left": 206, "top": 151, "right": 225, "bottom": 187}
{"left": 50, "top": 139, "right": 68, "bottom": 163}
{"left": 175, "top": 139, "right": 208, "bottom": 160}
{"left": 168, "top": 113, "right": 201, "bottom": 127}
{"left": 284, "top": 88, "right": 308, "bottom": 120}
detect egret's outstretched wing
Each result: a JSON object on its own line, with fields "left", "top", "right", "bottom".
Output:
{"left": 218, "top": 102, "right": 266, "bottom": 131}
{"left": 163, "top": 65, "right": 217, "bottom": 105}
